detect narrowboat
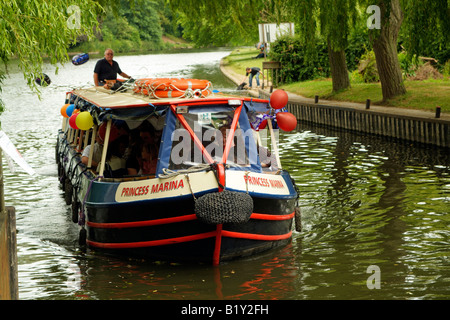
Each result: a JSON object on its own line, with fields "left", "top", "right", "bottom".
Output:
{"left": 56, "top": 78, "right": 300, "bottom": 265}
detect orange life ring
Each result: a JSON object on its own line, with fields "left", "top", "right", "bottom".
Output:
{"left": 134, "top": 78, "right": 211, "bottom": 96}
{"left": 151, "top": 89, "right": 212, "bottom": 99}
{"left": 167, "top": 79, "right": 211, "bottom": 91}
{"left": 136, "top": 78, "right": 174, "bottom": 90}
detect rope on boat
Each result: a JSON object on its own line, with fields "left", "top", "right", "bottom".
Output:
{"left": 159, "top": 163, "right": 225, "bottom": 190}
{"left": 133, "top": 78, "right": 213, "bottom": 100}
{"left": 158, "top": 163, "right": 212, "bottom": 179}
{"left": 184, "top": 174, "right": 197, "bottom": 201}
{"left": 159, "top": 163, "right": 254, "bottom": 225}
{"left": 109, "top": 78, "right": 136, "bottom": 94}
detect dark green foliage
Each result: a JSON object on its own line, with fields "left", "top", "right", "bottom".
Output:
{"left": 74, "top": 0, "right": 183, "bottom": 50}
{"left": 345, "top": 22, "right": 371, "bottom": 73}
{"left": 101, "top": 0, "right": 163, "bottom": 44}
{"left": 401, "top": 0, "right": 450, "bottom": 69}
{"left": 269, "top": 35, "right": 330, "bottom": 83}
{"left": 172, "top": 0, "right": 260, "bottom": 47}
{"left": 119, "top": 0, "right": 162, "bottom": 43}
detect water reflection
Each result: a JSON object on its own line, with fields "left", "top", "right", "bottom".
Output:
{"left": 283, "top": 123, "right": 449, "bottom": 299}
{"left": 67, "top": 244, "right": 299, "bottom": 300}
{"left": 1, "top": 50, "right": 449, "bottom": 300}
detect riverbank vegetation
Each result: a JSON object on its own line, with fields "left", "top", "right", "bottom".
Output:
{"left": 0, "top": 0, "right": 191, "bottom": 110}
{"left": 70, "top": 0, "right": 192, "bottom": 55}
{"left": 171, "top": 0, "right": 449, "bottom": 104}
{"left": 1, "top": 0, "right": 448, "bottom": 113}
{"left": 223, "top": 48, "right": 449, "bottom": 112}
{"left": 0, "top": 0, "right": 103, "bottom": 112}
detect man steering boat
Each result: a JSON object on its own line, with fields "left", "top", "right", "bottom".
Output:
{"left": 93, "top": 48, "right": 131, "bottom": 88}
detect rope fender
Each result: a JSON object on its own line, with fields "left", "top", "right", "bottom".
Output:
{"left": 195, "top": 190, "right": 253, "bottom": 225}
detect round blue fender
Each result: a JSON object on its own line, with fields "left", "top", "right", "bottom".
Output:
{"left": 72, "top": 53, "right": 89, "bottom": 66}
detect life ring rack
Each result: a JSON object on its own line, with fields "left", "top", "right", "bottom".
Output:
{"left": 133, "top": 78, "right": 213, "bottom": 99}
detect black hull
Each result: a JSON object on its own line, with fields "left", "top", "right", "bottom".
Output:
{"left": 57, "top": 130, "right": 298, "bottom": 264}
{"left": 85, "top": 196, "right": 296, "bottom": 263}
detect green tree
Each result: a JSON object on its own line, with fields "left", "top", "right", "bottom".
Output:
{"left": 269, "top": 0, "right": 357, "bottom": 91}
{"left": 102, "top": 10, "right": 141, "bottom": 44}
{"left": 155, "top": 0, "right": 182, "bottom": 37}
{"left": 0, "top": 0, "right": 103, "bottom": 109}
{"left": 171, "top": 0, "right": 355, "bottom": 90}
{"left": 400, "top": 0, "right": 450, "bottom": 67}
{"left": 366, "top": 0, "right": 407, "bottom": 101}
{"left": 168, "top": 0, "right": 264, "bottom": 46}
{"left": 119, "top": 0, "right": 163, "bottom": 43}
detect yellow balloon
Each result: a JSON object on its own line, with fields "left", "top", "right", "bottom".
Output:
{"left": 75, "top": 111, "right": 94, "bottom": 130}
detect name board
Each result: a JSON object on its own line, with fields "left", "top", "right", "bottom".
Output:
{"left": 225, "top": 171, "right": 290, "bottom": 195}
{"left": 115, "top": 171, "right": 218, "bottom": 203}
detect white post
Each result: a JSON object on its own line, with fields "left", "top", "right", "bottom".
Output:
{"left": 98, "top": 119, "right": 112, "bottom": 178}
{"left": 87, "top": 124, "right": 98, "bottom": 169}
{"left": 267, "top": 119, "right": 282, "bottom": 170}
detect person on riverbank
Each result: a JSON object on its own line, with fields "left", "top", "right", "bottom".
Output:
{"left": 254, "top": 43, "right": 266, "bottom": 59}
{"left": 245, "top": 67, "right": 263, "bottom": 89}
{"left": 93, "top": 48, "right": 131, "bottom": 88}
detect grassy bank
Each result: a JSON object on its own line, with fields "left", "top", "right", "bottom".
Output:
{"left": 282, "top": 78, "right": 449, "bottom": 112}
{"left": 223, "top": 48, "right": 449, "bottom": 113}
{"left": 222, "top": 48, "right": 264, "bottom": 75}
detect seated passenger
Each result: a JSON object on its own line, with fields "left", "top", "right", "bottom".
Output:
{"left": 219, "top": 124, "right": 278, "bottom": 170}
{"left": 258, "top": 145, "right": 278, "bottom": 171}
{"left": 83, "top": 121, "right": 129, "bottom": 174}
{"left": 126, "top": 121, "right": 159, "bottom": 176}
{"left": 126, "top": 140, "right": 142, "bottom": 176}
{"left": 104, "top": 135, "right": 128, "bottom": 178}
{"left": 81, "top": 133, "right": 103, "bottom": 169}
{"left": 140, "top": 143, "right": 158, "bottom": 175}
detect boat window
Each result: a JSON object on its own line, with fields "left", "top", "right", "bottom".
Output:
{"left": 168, "top": 107, "right": 251, "bottom": 170}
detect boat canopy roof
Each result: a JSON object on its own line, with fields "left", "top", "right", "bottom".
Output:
{"left": 69, "top": 87, "right": 272, "bottom": 123}
{"left": 66, "top": 86, "right": 282, "bottom": 175}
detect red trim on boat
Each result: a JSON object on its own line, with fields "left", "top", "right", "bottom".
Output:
{"left": 213, "top": 163, "right": 225, "bottom": 265}
{"left": 212, "top": 102, "right": 244, "bottom": 265}
{"left": 170, "top": 104, "right": 214, "bottom": 164}
{"left": 222, "top": 230, "right": 292, "bottom": 241}
{"left": 250, "top": 212, "right": 295, "bottom": 221}
{"left": 87, "top": 229, "right": 292, "bottom": 249}
{"left": 168, "top": 97, "right": 269, "bottom": 107}
{"left": 87, "top": 231, "right": 217, "bottom": 249}
{"left": 222, "top": 103, "right": 243, "bottom": 164}
{"left": 87, "top": 225, "right": 292, "bottom": 262}
{"left": 212, "top": 224, "right": 223, "bottom": 266}
{"left": 85, "top": 212, "right": 295, "bottom": 230}
{"left": 86, "top": 214, "right": 197, "bottom": 229}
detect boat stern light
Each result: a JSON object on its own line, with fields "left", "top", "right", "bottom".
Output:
{"left": 228, "top": 100, "right": 242, "bottom": 106}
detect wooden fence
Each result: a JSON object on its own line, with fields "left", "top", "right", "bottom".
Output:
{"left": 258, "top": 90, "right": 449, "bottom": 148}
{"left": 0, "top": 206, "right": 18, "bottom": 300}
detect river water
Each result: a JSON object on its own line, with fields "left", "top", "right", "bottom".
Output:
{"left": 1, "top": 50, "right": 449, "bottom": 301}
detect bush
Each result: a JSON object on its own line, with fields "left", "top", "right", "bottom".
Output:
{"left": 350, "top": 69, "right": 364, "bottom": 84}
{"left": 345, "top": 22, "right": 371, "bottom": 72}
{"left": 410, "top": 62, "right": 444, "bottom": 80}
{"left": 102, "top": 12, "right": 141, "bottom": 45}
{"left": 357, "top": 50, "right": 379, "bottom": 83}
{"left": 269, "top": 35, "right": 330, "bottom": 83}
